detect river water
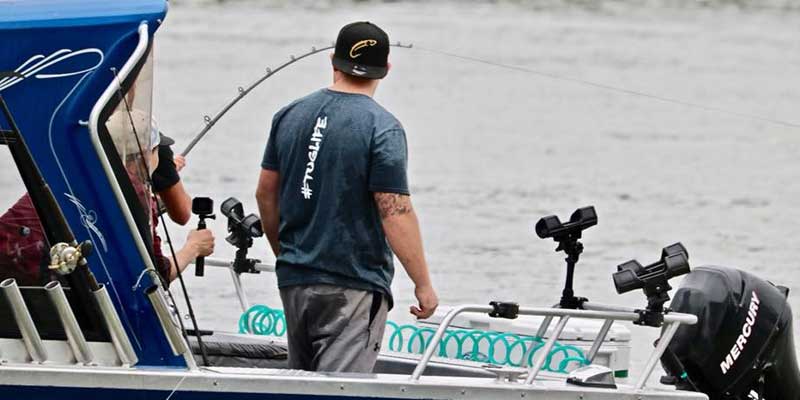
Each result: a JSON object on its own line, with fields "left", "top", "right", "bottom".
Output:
{"left": 9, "top": 0, "right": 800, "bottom": 381}
{"left": 150, "top": 1, "right": 800, "bottom": 377}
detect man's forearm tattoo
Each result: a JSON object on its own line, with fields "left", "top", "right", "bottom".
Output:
{"left": 375, "top": 193, "right": 413, "bottom": 219}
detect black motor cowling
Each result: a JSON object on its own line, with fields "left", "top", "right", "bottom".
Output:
{"left": 661, "top": 266, "right": 800, "bottom": 400}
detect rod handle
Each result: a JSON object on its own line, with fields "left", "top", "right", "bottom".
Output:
{"left": 195, "top": 219, "right": 206, "bottom": 277}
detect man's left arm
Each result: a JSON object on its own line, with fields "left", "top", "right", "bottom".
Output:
{"left": 256, "top": 168, "right": 280, "bottom": 257}
{"left": 158, "top": 181, "right": 191, "bottom": 225}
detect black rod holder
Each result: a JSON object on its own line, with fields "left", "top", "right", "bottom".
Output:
{"left": 612, "top": 242, "right": 690, "bottom": 327}
{"left": 535, "top": 206, "right": 597, "bottom": 309}
{"left": 221, "top": 197, "right": 263, "bottom": 275}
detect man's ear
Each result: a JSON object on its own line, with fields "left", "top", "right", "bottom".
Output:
{"left": 385, "top": 61, "right": 392, "bottom": 76}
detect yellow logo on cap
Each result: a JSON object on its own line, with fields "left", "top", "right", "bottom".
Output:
{"left": 349, "top": 39, "right": 377, "bottom": 59}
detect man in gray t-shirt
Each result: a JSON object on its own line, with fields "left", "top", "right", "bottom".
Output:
{"left": 256, "top": 21, "right": 438, "bottom": 373}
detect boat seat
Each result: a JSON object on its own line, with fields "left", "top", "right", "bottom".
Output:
{"left": 187, "top": 331, "right": 497, "bottom": 378}
{"left": 189, "top": 331, "right": 288, "bottom": 369}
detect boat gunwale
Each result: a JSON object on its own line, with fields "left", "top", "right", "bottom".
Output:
{"left": 0, "top": 362, "right": 709, "bottom": 400}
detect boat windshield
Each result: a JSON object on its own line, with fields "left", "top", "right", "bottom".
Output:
{"left": 103, "top": 49, "right": 155, "bottom": 229}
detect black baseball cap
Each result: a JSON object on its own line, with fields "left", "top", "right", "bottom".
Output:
{"left": 159, "top": 132, "right": 175, "bottom": 147}
{"left": 332, "top": 21, "right": 390, "bottom": 80}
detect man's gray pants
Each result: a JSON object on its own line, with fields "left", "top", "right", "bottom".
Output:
{"left": 279, "top": 284, "right": 388, "bottom": 373}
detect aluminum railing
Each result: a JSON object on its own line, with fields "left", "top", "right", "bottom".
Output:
{"left": 201, "top": 257, "right": 697, "bottom": 390}
{"left": 408, "top": 304, "right": 697, "bottom": 390}
{"left": 201, "top": 257, "right": 275, "bottom": 312}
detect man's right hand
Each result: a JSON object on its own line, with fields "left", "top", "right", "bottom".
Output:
{"left": 410, "top": 284, "right": 438, "bottom": 319}
{"left": 187, "top": 229, "right": 215, "bottom": 257}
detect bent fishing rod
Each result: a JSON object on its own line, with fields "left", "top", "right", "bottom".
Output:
{"left": 181, "top": 42, "right": 799, "bottom": 158}
{"left": 180, "top": 42, "right": 413, "bottom": 157}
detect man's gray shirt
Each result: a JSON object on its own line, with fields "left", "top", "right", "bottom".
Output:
{"left": 262, "top": 88, "right": 409, "bottom": 307}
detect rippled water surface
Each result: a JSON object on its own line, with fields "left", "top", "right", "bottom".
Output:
{"left": 11, "top": 0, "right": 800, "bottom": 379}
{"left": 154, "top": 1, "right": 800, "bottom": 372}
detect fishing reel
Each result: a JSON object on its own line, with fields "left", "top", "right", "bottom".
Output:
{"left": 535, "top": 206, "right": 597, "bottom": 309}
{"left": 612, "top": 243, "right": 690, "bottom": 327}
{"left": 48, "top": 240, "right": 93, "bottom": 275}
{"left": 220, "top": 197, "right": 263, "bottom": 275}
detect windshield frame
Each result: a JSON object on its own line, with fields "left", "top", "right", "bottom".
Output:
{"left": 88, "top": 23, "right": 157, "bottom": 275}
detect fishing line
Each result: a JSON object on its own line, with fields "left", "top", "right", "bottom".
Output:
{"left": 414, "top": 46, "right": 800, "bottom": 129}
{"left": 180, "top": 41, "right": 796, "bottom": 159}
{"left": 110, "top": 66, "right": 210, "bottom": 366}
{"left": 163, "top": 375, "right": 188, "bottom": 400}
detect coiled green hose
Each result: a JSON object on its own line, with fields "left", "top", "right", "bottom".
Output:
{"left": 239, "top": 304, "right": 286, "bottom": 337}
{"left": 239, "top": 304, "right": 588, "bottom": 373}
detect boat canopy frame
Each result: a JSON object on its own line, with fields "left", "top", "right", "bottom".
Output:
{"left": 87, "top": 22, "right": 196, "bottom": 369}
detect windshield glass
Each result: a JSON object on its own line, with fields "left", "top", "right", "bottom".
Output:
{"left": 103, "top": 49, "right": 155, "bottom": 224}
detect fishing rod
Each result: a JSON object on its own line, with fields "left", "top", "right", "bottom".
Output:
{"left": 180, "top": 42, "right": 414, "bottom": 157}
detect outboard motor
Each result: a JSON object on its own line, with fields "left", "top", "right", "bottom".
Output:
{"left": 661, "top": 266, "right": 800, "bottom": 400}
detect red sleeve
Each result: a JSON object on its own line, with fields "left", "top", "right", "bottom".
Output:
{"left": 150, "top": 198, "right": 171, "bottom": 284}
{"left": 0, "top": 194, "right": 48, "bottom": 285}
